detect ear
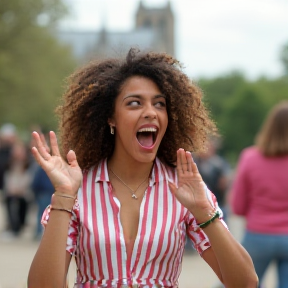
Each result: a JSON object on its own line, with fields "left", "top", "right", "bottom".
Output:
{"left": 107, "top": 118, "right": 115, "bottom": 127}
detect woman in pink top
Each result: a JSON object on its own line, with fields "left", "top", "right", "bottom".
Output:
{"left": 230, "top": 101, "right": 288, "bottom": 288}
{"left": 27, "top": 48, "right": 257, "bottom": 288}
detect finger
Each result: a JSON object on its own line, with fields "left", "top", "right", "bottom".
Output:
{"left": 49, "top": 131, "right": 61, "bottom": 156}
{"left": 31, "top": 146, "right": 49, "bottom": 169}
{"left": 39, "top": 133, "right": 50, "bottom": 153}
{"left": 176, "top": 148, "right": 185, "bottom": 174}
{"left": 186, "top": 151, "right": 193, "bottom": 172}
{"left": 67, "top": 150, "right": 79, "bottom": 168}
{"left": 179, "top": 148, "right": 189, "bottom": 173}
{"left": 32, "top": 131, "right": 51, "bottom": 161}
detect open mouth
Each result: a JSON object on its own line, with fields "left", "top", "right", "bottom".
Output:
{"left": 136, "top": 127, "right": 158, "bottom": 148}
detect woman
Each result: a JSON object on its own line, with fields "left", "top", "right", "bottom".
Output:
{"left": 27, "top": 48, "right": 258, "bottom": 288}
{"left": 4, "top": 140, "right": 32, "bottom": 236}
{"left": 230, "top": 101, "right": 288, "bottom": 288}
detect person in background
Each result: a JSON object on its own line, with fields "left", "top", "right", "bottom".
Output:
{"left": 3, "top": 140, "right": 32, "bottom": 237}
{"left": 193, "top": 135, "right": 231, "bottom": 288}
{"left": 230, "top": 100, "right": 288, "bottom": 288}
{"left": 27, "top": 48, "right": 258, "bottom": 288}
{"left": 194, "top": 135, "right": 230, "bottom": 221}
{"left": 31, "top": 132, "right": 54, "bottom": 240}
{"left": 0, "top": 123, "right": 18, "bottom": 194}
{"left": 31, "top": 165, "right": 54, "bottom": 240}
{"left": 0, "top": 123, "right": 18, "bottom": 235}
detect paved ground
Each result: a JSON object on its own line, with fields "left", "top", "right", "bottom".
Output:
{"left": 0, "top": 202, "right": 276, "bottom": 288}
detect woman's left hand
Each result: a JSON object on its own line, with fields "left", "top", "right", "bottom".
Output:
{"left": 169, "top": 148, "right": 214, "bottom": 222}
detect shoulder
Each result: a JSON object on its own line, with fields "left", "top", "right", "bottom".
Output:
{"left": 239, "top": 146, "right": 261, "bottom": 161}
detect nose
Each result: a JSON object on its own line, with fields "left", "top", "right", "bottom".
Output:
{"left": 143, "top": 103, "right": 157, "bottom": 119}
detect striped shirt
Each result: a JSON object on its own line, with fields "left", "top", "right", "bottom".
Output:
{"left": 42, "top": 158, "right": 225, "bottom": 288}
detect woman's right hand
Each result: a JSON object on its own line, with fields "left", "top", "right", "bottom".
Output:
{"left": 31, "top": 131, "right": 82, "bottom": 196}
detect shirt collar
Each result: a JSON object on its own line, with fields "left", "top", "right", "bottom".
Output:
{"left": 94, "top": 157, "right": 174, "bottom": 185}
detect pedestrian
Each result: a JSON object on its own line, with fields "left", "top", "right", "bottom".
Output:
{"left": 0, "top": 123, "right": 18, "bottom": 235}
{"left": 27, "top": 48, "right": 258, "bottom": 288}
{"left": 3, "top": 140, "right": 32, "bottom": 237}
{"left": 0, "top": 123, "right": 17, "bottom": 193}
{"left": 230, "top": 100, "right": 288, "bottom": 288}
{"left": 193, "top": 135, "right": 230, "bottom": 221}
{"left": 31, "top": 165, "right": 54, "bottom": 240}
{"left": 193, "top": 135, "right": 231, "bottom": 288}
{"left": 30, "top": 131, "right": 54, "bottom": 240}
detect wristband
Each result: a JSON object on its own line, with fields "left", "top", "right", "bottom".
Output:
{"left": 198, "top": 210, "right": 220, "bottom": 228}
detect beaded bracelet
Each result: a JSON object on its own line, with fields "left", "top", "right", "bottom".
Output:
{"left": 198, "top": 210, "right": 220, "bottom": 228}
{"left": 51, "top": 207, "right": 73, "bottom": 214}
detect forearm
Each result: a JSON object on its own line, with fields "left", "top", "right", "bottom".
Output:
{"left": 27, "top": 195, "right": 74, "bottom": 288}
{"left": 203, "top": 219, "right": 258, "bottom": 288}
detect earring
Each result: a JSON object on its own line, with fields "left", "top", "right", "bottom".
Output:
{"left": 110, "top": 126, "right": 114, "bottom": 135}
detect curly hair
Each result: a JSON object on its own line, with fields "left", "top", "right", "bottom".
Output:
{"left": 56, "top": 48, "right": 216, "bottom": 170}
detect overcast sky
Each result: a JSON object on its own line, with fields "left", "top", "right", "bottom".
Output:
{"left": 60, "top": 0, "right": 288, "bottom": 80}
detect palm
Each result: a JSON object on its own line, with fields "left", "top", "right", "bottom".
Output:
{"left": 31, "top": 131, "right": 82, "bottom": 196}
{"left": 170, "top": 149, "right": 213, "bottom": 218}
{"left": 45, "top": 155, "right": 82, "bottom": 193}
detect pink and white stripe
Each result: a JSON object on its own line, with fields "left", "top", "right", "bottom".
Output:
{"left": 42, "top": 158, "right": 224, "bottom": 287}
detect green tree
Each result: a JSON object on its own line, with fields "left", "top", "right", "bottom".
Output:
{"left": 198, "top": 71, "right": 246, "bottom": 136}
{"left": 254, "top": 77, "right": 288, "bottom": 106}
{"left": 195, "top": 39, "right": 288, "bottom": 166}
{"left": 0, "top": 0, "right": 76, "bottom": 131}
{"left": 220, "top": 85, "right": 269, "bottom": 164}
{"left": 197, "top": 70, "right": 288, "bottom": 165}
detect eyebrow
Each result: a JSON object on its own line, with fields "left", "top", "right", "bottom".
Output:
{"left": 123, "top": 94, "right": 166, "bottom": 101}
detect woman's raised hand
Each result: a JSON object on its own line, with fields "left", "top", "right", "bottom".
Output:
{"left": 169, "top": 148, "right": 214, "bottom": 222}
{"left": 31, "top": 131, "right": 82, "bottom": 197}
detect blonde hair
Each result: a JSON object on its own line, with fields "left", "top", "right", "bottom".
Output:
{"left": 255, "top": 100, "right": 288, "bottom": 157}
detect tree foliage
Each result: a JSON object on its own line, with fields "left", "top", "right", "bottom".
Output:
{"left": 198, "top": 71, "right": 246, "bottom": 136}
{"left": 1, "top": 0, "right": 288, "bottom": 164}
{"left": 198, "top": 64, "right": 288, "bottom": 165}
{"left": 220, "top": 85, "right": 269, "bottom": 163}
{"left": 0, "top": 0, "right": 76, "bottom": 131}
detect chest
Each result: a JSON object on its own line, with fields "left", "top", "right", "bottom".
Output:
{"left": 77, "top": 181, "right": 187, "bottom": 257}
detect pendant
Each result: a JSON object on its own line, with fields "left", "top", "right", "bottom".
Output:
{"left": 132, "top": 194, "right": 138, "bottom": 199}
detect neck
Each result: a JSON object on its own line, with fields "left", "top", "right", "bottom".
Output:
{"left": 108, "top": 155, "right": 154, "bottom": 183}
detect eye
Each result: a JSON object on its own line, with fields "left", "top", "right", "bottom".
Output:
{"left": 154, "top": 101, "right": 166, "bottom": 108}
{"left": 127, "top": 100, "right": 141, "bottom": 107}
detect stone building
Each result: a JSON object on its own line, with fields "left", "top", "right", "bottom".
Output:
{"left": 57, "top": 0, "right": 175, "bottom": 63}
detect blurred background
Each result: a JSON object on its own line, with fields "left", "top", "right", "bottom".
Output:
{"left": 0, "top": 0, "right": 287, "bottom": 287}
{"left": 1, "top": 0, "right": 288, "bottom": 163}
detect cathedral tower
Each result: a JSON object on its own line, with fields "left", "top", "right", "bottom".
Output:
{"left": 135, "top": 0, "right": 175, "bottom": 55}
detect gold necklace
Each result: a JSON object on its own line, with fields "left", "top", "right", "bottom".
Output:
{"left": 109, "top": 168, "right": 149, "bottom": 199}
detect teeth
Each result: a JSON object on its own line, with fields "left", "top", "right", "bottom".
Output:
{"left": 138, "top": 127, "right": 157, "bottom": 132}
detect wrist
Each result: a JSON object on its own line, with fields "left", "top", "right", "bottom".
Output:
{"left": 193, "top": 207, "right": 216, "bottom": 224}
{"left": 54, "top": 189, "right": 77, "bottom": 197}
{"left": 51, "top": 193, "right": 75, "bottom": 210}
{"left": 197, "top": 210, "right": 220, "bottom": 229}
